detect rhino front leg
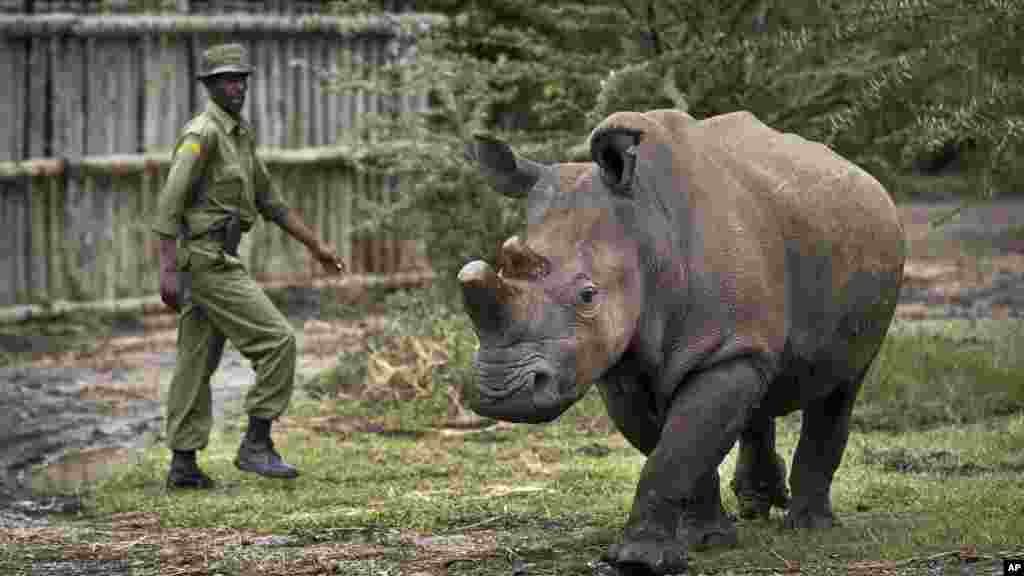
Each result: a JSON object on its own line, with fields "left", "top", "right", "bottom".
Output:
{"left": 597, "top": 370, "right": 660, "bottom": 455}
{"left": 678, "top": 469, "right": 738, "bottom": 550}
{"left": 604, "top": 358, "right": 765, "bottom": 575}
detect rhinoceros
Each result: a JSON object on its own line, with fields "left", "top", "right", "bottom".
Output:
{"left": 458, "top": 109, "right": 905, "bottom": 575}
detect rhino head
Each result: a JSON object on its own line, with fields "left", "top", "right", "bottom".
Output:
{"left": 459, "top": 116, "right": 683, "bottom": 423}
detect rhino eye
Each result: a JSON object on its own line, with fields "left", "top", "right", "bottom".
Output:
{"left": 578, "top": 286, "right": 598, "bottom": 306}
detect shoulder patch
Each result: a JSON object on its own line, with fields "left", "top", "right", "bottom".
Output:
{"left": 177, "top": 112, "right": 217, "bottom": 158}
{"left": 182, "top": 112, "right": 214, "bottom": 137}
{"left": 178, "top": 140, "right": 202, "bottom": 157}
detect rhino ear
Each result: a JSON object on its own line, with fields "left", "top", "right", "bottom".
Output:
{"left": 590, "top": 128, "right": 642, "bottom": 195}
{"left": 465, "top": 134, "right": 542, "bottom": 198}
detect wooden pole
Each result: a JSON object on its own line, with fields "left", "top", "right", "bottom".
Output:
{"left": 0, "top": 140, "right": 416, "bottom": 180}
{"left": 0, "top": 14, "right": 448, "bottom": 38}
{"left": 0, "top": 271, "right": 436, "bottom": 325}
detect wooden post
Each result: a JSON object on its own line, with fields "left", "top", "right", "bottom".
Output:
{"left": 27, "top": 36, "right": 48, "bottom": 158}
{"left": 48, "top": 173, "right": 64, "bottom": 300}
{"left": 13, "top": 179, "right": 28, "bottom": 304}
{"left": 29, "top": 175, "right": 47, "bottom": 301}
{"left": 288, "top": 35, "right": 301, "bottom": 148}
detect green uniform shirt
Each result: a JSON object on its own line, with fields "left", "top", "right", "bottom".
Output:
{"left": 152, "top": 100, "right": 288, "bottom": 243}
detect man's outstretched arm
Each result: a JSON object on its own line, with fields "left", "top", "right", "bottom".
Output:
{"left": 274, "top": 208, "right": 347, "bottom": 275}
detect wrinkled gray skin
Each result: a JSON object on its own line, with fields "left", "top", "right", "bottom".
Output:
{"left": 458, "top": 109, "right": 905, "bottom": 575}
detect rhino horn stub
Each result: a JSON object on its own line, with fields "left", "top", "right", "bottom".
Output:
{"left": 590, "top": 126, "right": 643, "bottom": 195}
{"left": 458, "top": 260, "right": 510, "bottom": 334}
{"left": 458, "top": 260, "right": 499, "bottom": 289}
{"left": 500, "top": 235, "right": 550, "bottom": 280}
{"left": 466, "top": 134, "right": 543, "bottom": 198}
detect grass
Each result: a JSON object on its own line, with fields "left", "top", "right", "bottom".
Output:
{"left": 0, "top": 311, "right": 130, "bottom": 367}
{"left": 3, "top": 289, "right": 1024, "bottom": 575}
{"left": 857, "top": 318, "right": 1024, "bottom": 431}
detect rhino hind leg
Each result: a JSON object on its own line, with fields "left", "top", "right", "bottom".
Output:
{"left": 785, "top": 375, "right": 863, "bottom": 530}
{"left": 731, "top": 414, "right": 790, "bottom": 519}
{"left": 679, "top": 469, "right": 739, "bottom": 550}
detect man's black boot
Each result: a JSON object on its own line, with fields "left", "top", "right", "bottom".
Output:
{"left": 166, "top": 449, "right": 215, "bottom": 489}
{"left": 235, "top": 416, "right": 299, "bottom": 479}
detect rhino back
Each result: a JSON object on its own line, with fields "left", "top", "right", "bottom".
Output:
{"left": 682, "top": 112, "right": 905, "bottom": 407}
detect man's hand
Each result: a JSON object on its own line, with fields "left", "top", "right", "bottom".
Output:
{"left": 159, "top": 269, "right": 181, "bottom": 312}
{"left": 315, "top": 243, "right": 347, "bottom": 275}
{"left": 158, "top": 235, "right": 182, "bottom": 312}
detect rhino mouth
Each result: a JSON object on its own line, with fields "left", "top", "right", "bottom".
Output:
{"left": 475, "top": 355, "right": 556, "bottom": 398}
{"left": 475, "top": 369, "right": 553, "bottom": 402}
{"left": 471, "top": 355, "right": 570, "bottom": 422}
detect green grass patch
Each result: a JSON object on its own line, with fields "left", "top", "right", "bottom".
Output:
{"left": 858, "top": 319, "right": 1024, "bottom": 431}
{"left": 74, "top": 398, "right": 1024, "bottom": 575}
{"left": 0, "top": 311, "right": 132, "bottom": 366}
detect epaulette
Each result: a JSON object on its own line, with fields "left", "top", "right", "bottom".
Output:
{"left": 181, "top": 111, "right": 215, "bottom": 139}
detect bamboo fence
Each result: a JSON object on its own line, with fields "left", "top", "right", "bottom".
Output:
{"left": 0, "top": 13, "right": 442, "bottom": 159}
{"left": 0, "top": 12, "right": 442, "bottom": 312}
{"left": 0, "top": 1, "right": 415, "bottom": 14}
{"left": 0, "top": 145, "right": 432, "bottom": 311}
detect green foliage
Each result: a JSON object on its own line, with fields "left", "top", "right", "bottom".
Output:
{"left": 577, "top": 1, "right": 1024, "bottom": 196}
{"left": 317, "top": 20, "right": 531, "bottom": 296}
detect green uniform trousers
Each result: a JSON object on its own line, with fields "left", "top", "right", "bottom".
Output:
{"left": 166, "top": 248, "right": 296, "bottom": 451}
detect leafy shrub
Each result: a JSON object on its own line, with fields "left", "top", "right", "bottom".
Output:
{"left": 303, "top": 287, "right": 480, "bottom": 430}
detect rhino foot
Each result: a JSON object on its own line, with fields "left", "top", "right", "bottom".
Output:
{"left": 603, "top": 535, "right": 688, "bottom": 576}
{"left": 783, "top": 498, "right": 838, "bottom": 530}
{"left": 731, "top": 453, "right": 790, "bottom": 520}
{"left": 732, "top": 481, "right": 790, "bottom": 520}
{"left": 679, "top": 511, "right": 738, "bottom": 551}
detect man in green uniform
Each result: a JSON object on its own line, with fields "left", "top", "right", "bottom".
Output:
{"left": 153, "top": 43, "right": 346, "bottom": 489}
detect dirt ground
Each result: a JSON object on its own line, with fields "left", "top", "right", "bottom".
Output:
{"left": 898, "top": 199, "right": 1024, "bottom": 320}
{"left": 3, "top": 198, "right": 1024, "bottom": 533}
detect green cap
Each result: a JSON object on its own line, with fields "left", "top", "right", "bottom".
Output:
{"left": 197, "top": 43, "right": 253, "bottom": 80}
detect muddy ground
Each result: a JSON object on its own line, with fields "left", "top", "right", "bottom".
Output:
{"left": 3, "top": 199, "right": 1024, "bottom": 531}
